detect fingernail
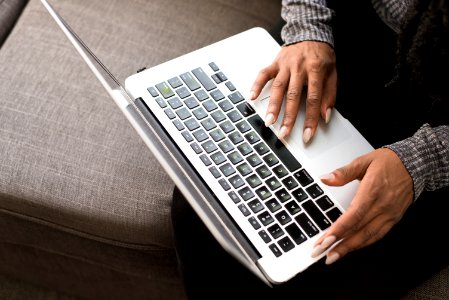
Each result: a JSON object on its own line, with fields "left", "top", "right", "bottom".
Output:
{"left": 325, "top": 252, "right": 340, "bottom": 265}
{"left": 278, "top": 126, "right": 288, "bottom": 139}
{"left": 250, "top": 90, "right": 256, "bottom": 100}
{"left": 325, "top": 108, "right": 332, "bottom": 124}
{"left": 311, "top": 245, "right": 324, "bottom": 258}
{"left": 320, "top": 173, "right": 335, "bottom": 181}
{"left": 265, "top": 113, "right": 275, "bottom": 127}
{"left": 303, "top": 128, "right": 312, "bottom": 144}
{"left": 320, "top": 235, "right": 337, "bottom": 249}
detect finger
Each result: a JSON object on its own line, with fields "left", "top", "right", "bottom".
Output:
{"left": 324, "top": 217, "right": 394, "bottom": 264}
{"left": 320, "top": 156, "right": 369, "bottom": 187}
{"left": 321, "top": 70, "right": 337, "bottom": 124}
{"left": 278, "top": 71, "right": 304, "bottom": 139}
{"left": 302, "top": 72, "right": 324, "bottom": 144}
{"left": 250, "top": 64, "right": 278, "bottom": 100}
{"left": 265, "top": 69, "right": 290, "bottom": 127}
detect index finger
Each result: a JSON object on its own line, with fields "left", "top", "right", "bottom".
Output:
{"left": 250, "top": 64, "right": 277, "bottom": 100}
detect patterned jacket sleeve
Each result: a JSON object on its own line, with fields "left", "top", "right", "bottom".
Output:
{"left": 281, "top": 0, "right": 335, "bottom": 46}
{"left": 384, "top": 125, "right": 449, "bottom": 201}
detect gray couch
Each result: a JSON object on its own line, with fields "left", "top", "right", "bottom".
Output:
{"left": 0, "top": 0, "right": 447, "bottom": 299}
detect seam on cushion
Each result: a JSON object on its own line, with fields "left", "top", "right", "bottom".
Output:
{"left": 0, "top": 241, "right": 180, "bottom": 282}
{"left": 0, "top": 207, "right": 168, "bottom": 251}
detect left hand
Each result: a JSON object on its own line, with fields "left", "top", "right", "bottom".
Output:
{"left": 312, "top": 148, "right": 414, "bottom": 264}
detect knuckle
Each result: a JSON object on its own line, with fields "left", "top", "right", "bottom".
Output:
{"left": 272, "top": 79, "right": 285, "bottom": 89}
{"left": 286, "top": 88, "right": 300, "bottom": 100}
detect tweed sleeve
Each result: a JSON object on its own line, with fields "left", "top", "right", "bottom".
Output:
{"left": 281, "top": 0, "right": 335, "bottom": 47}
{"left": 384, "top": 124, "right": 449, "bottom": 201}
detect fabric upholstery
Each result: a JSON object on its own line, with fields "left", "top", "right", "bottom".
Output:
{"left": 0, "top": 0, "right": 281, "bottom": 298}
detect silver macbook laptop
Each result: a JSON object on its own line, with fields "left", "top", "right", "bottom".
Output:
{"left": 41, "top": 0, "right": 374, "bottom": 286}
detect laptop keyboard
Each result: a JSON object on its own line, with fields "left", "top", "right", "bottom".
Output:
{"left": 146, "top": 62, "right": 342, "bottom": 258}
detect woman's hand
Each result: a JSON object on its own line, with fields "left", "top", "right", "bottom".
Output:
{"left": 250, "top": 41, "right": 337, "bottom": 143}
{"left": 312, "top": 148, "right": 414, "bottom": 264}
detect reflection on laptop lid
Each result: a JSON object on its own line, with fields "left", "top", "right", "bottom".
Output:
{"left": 41, "top": 0, "right": 373, "bottom": 285}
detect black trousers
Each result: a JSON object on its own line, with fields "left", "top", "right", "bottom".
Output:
{"left": 171, "top": 1, "right": 449, "bottom": 299}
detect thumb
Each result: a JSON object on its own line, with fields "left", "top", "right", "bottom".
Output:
{"left": 320, "top": 158, "right": 366, "bottom": 187}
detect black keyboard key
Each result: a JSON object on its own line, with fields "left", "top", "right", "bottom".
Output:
{"left": 176, "top": 87, "right": 191, "bottom": 99}
{"left": 237, "top": 142, "right": 253, "bottom": 156}
{"left": 219, "top": 178, "right": 231, "bottom": 191}
{"left": 228, "top": 191, "right": 241, "bottom": 203}
{"left": 211, "top": 110, "right": 226, "bottom": 123}
{"left": 209, "top": 166, "right": 221, "bottom": 178}
{"left": 168, "top": 76, "right": 183, "bottom": 88}
{"left": 219, "top": 163, "right": 236, "bottom": 177}
{"left": 225, "top": 81, "right": 236, "bottom": 91}
{"left": 316, "top": 195, "right": 334, "bottom": 211}
{"left": 249, "top": 217, "right": 261, "bottom": 230}
{"left": 247, "top": 115, "right": 301, "bottom": 172}
{"left": 211, "top": 74, "right": 221, "bottom": 84}
{"left": 183, "top": 97, "right": 199, "bottom": 109}
{"left": 227, "top": 151, "right": 243, "bottom": 165}
{"left": 193, "top": 107, "right": 208, "bottom": 120}
{"left": 246, "top": 174, "right": 262, "bottom": 188}
{"left": 208, "top": 62, "right": 219, "bottom": 72}
{"left": 326, "top": 207, "right": 343, "bottom": 222}
{"left": 294, "top": 169, "right": 314, "bottom": 187}
{"left": 238, "top": 186, "right": 254, "bottom": 201}
{"left": 210, "top": 89, "right": 225, "bottom": 101}
{"left": 209, "top": 128, "right": 226, "bottom": 142}
{"left": 275, "top": 210, "right": 292, "bottom": 225}
{"left": 210, "top": 151, "right": 227, "bottom": 165}
{"left": 255, "top": 165, "right": 272, "bottom": 179}
{"left": 190, "top": 142, "right": 202, "bottom": 154}
{"left": 147, "top": 86, "right": 159, "bottom": 97}
{"left": 201, "top": 140, "right": 218, "bottom": 154}
{"left": 176, "top": 107, "right": 192, "bottom": 120}
{"left": 180, "top": 72, "right": 201, "bottom": 91}
{"left": 292, "top": 187, "right": 308, "bottom": 202}
{"left": 285, "top": 200, "right": 302, "bottom": 216}
{"left": 285, "top": 223, "right": 307, "bottom": 245}
{"left": 184, "top": 118, "right": 200, "bottom": 131}
{"left": 302, "top": 200, "right": 331, "bottom": 230}
{"left": 278, "top": 236, "right": 295, "bottom": 252}
{"left": 236, "top": 120, "right": 251, "bottom": 133}
{"left": 227, "top": 110, "right": 243, "bottom": 123}
{"left": 200, "top": 118, "right": 217, "bottom": 131}
{"left": 295, "top": 213, "right": 319, "bottom": 237}
{"left": 265, "top": 199, "right": 282, "bottom": 213}
{"left": 259, "top": 230, "right": 272, "bottom": 243}
{"left": 248, "top": 199, "right": 264, "bottom": 213}
{"left": 244, "top": 131, "right": 260, "bottom": 144}
{"left": 269, "top": 244, "right": 282, "bottom": 257}
{"left": 219, "top": 120, "right": 235, "bottom": 134}
{"left": 268, "top": 224, "right": 284, "bottom": 239}
{"left": 258, "top": 211, "right": 274, "bottom": 226}
{"left": 199, "top": 154, "right": 212, "bottom": 166}
{"left": 181, "top": 131, "right": 193, "bottom": 142}
{"left": 172, "top": 119, "right": 185, "bottom": 131}
{"left": 164, "top": 108, "right": 176, "bottom": 119}
{"left": 229, "top": 175, "right": 245, "bottom": 189}
{"left": 266, "top": 176, "right": 282, "bottom": 191}
{"left": 218, "top": 99, "right": 233, "bottom": 112}
{"left": 254, "top": 142, "right": 270, "bottom": 156}
{"left": 192, "top": 67, "right": 216, "bottom": 91}
{"left": 218, "top": 140, "right": 234, "bottom": 153}
{"left": 154, "top": 97, "right": 167, "bottom": 108}
{"left": 236, "top": 162, "right": 252, "bottom": 176}
{"left": 216, "top": 71, "right": 227, "bottom": 82}
{"left": 228, "top": 91, "right": 245, "bottom": 104}
{"left": 192, "top": 129, "right": 208, "bottom": 142}
{"left": 238, "top": 203, "right": 250, "bottom": 216}
{"left": 237, "top": 102, "right": 256, "bottom": 117}
{"left": 156, "top": 82, "right": 175, "bottom": 98}
{"left": 275, "top": 188, "right": 291, "bottom": 203}
{"left": 247, "top": 153, "right": 263, "bottom": 167}
{"left": 255, "top": 186, "right": 272, "bottom": 200}
{"left": 282, "top": 176, "right": 299, "bottom": 190}
{"left": 194, "top": 89, "right": 209, "bottom": 101}
{"left": 273, "top": 165, "right": 289, "bottom": 179}
{"left": 203, "top": 99, "right": 218, "bottom": 112}
{"left": 228, "top": 131, "right": 244, "bottom": 144}
{"left": 306, "top": 184, "right": 324, "bottom": 199}
{"left": 263, "top": 153, "right": 279, "bottom": 167}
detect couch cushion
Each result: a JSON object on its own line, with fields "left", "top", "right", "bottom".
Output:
{"left": 0, "top": 0, "right": 28, "bottom": 46}
{"left": 0, "top": 0, "right": 281, "bottom": 248}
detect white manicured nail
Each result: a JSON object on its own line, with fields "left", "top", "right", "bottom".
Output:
{"left": 311, "top": 245, "right": 324, "bottom": 258}
{"left": 320, "top": 235, "right": 337, "bottom": 250}
{"left": 303, "top": 128, "right": 312, "bottom": 144}
{"left": 325, "top": 108, "right": 332, "bottom": 124}
{"left": 325, "top": 252, "right": 340, "bottom": 265}
{"left": 265, "top": 113, "right": 275, "bottom": 127}
{"left": 320, "top": 173, "right": 335, "bottom": 181}
{"left": 278, "top": 126, "right": 288, "bottom": 139}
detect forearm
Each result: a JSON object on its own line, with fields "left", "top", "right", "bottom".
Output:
{"left": 281, "top": 0, "right": 335, "bottom": 46}
{"left": 384, "top": 124, "right": 449, "bottom": 200}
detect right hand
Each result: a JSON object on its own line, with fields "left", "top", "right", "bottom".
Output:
{"left": 250, "top": 41, "right": 337, "bottom": 144}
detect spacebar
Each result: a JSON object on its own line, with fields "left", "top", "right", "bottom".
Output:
{"left": 247, "top": 114, "right": 301, "bottom": 172}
